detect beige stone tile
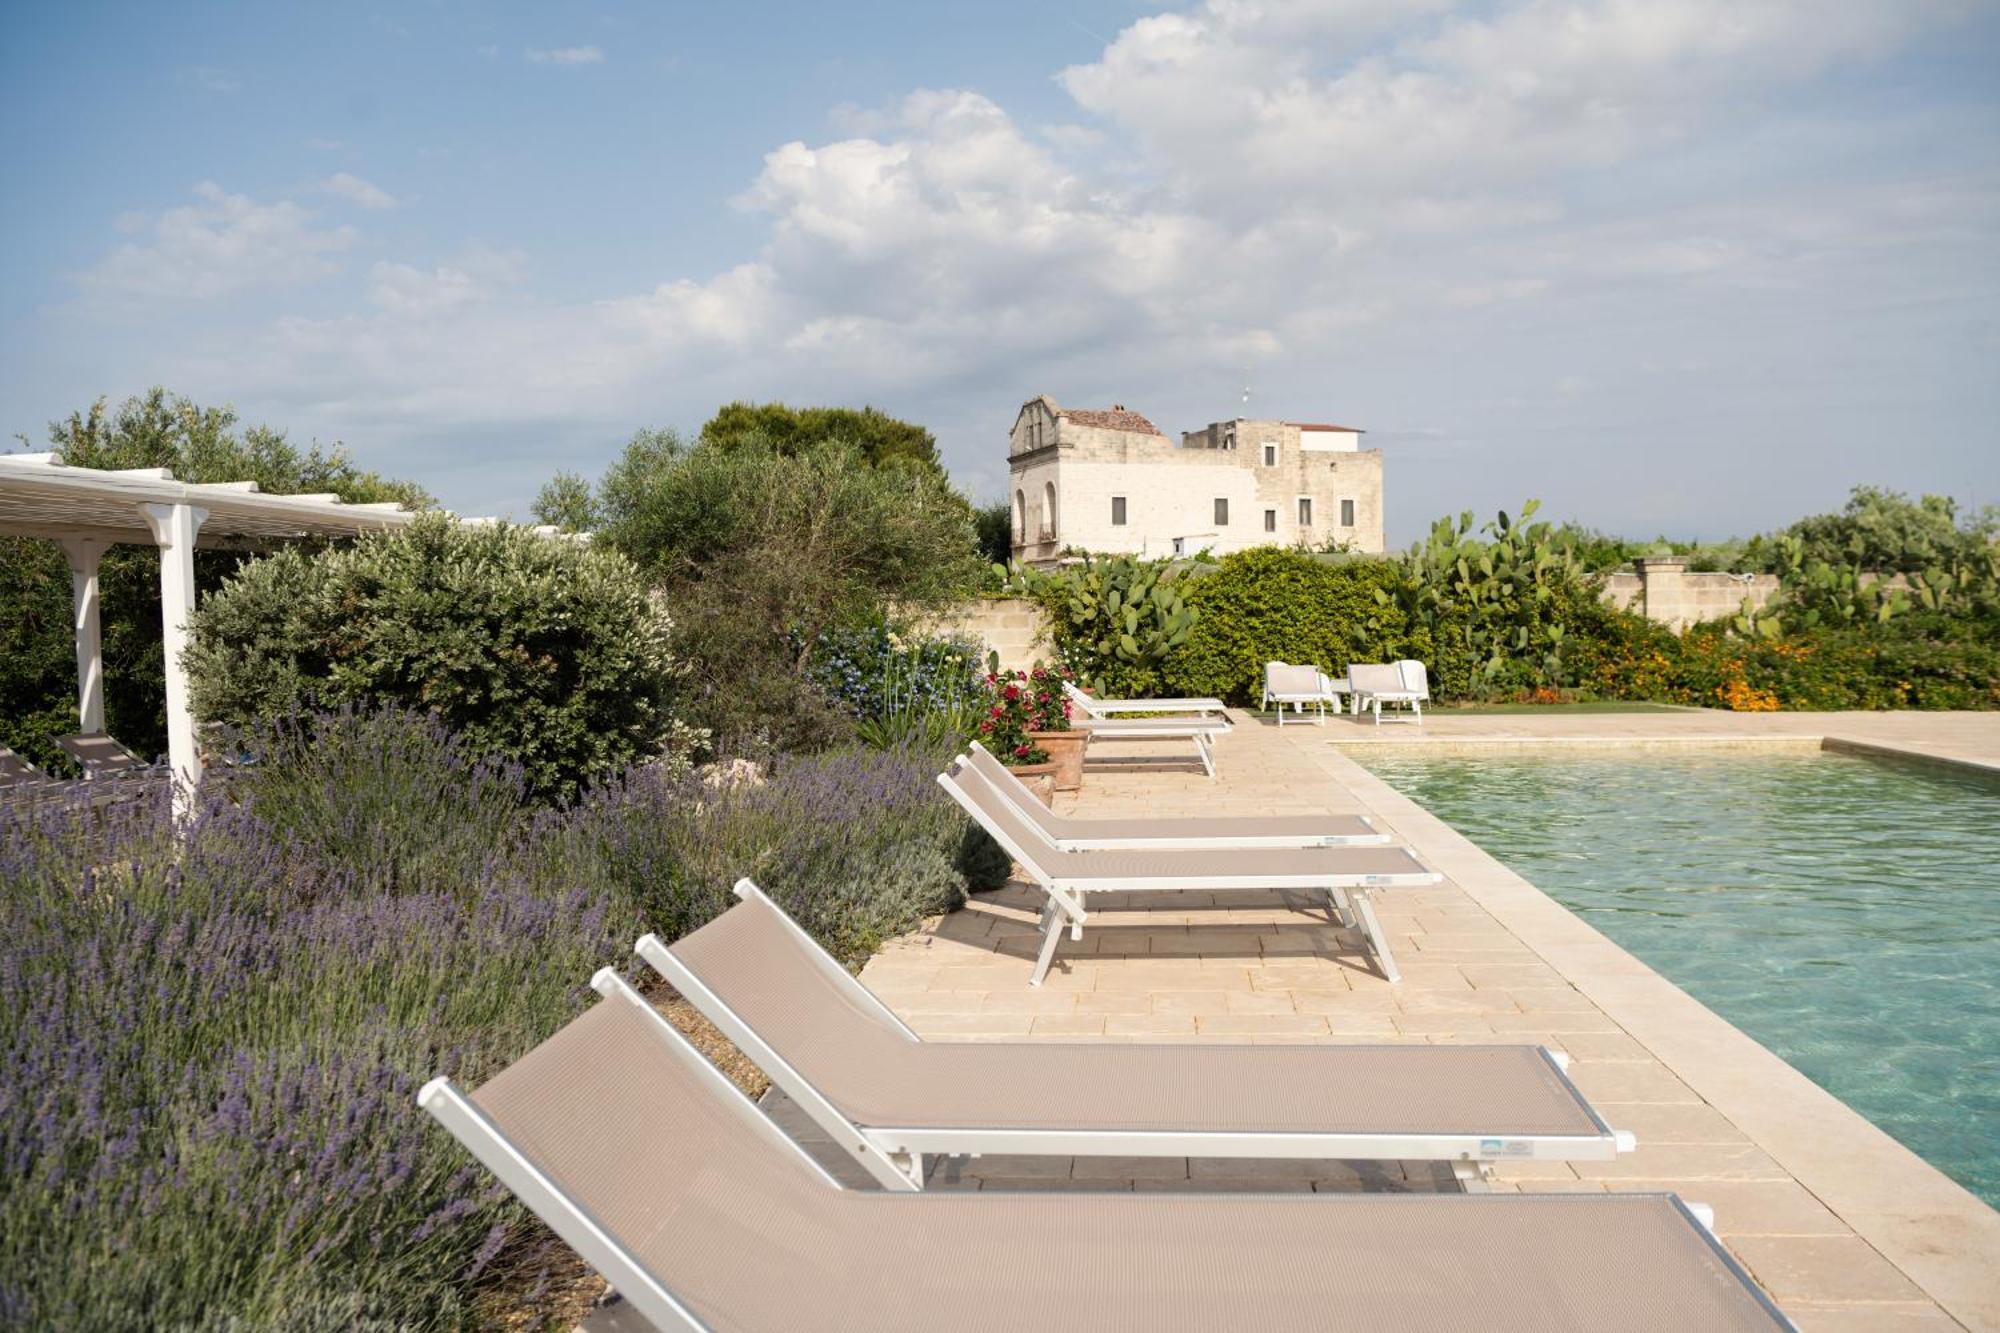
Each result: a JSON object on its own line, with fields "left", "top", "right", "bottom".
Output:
{"left": 1576, "top": 1142, "right": 1786, "bottom": 1181}
{"left": 1611, "top": 1180, "right": 1850, "bottom": 1236}
{"left": 1780, "top": 1302, "right": 1955, "bottom": 1330}
{"left": 960, "top": 1153, "right": 1073, "bottom": 1180}
{"left": 1028, "top": 1013, "right": 1108, "bottom": 1036}
{"left": 1390, "top": 1012, "right": 1495, "bottom": 1036}
{"left": 1551, "top": 1031, "right": 1652, "bottom": 1061}
{"left": 1071, "top": 990, "right": 1156, "bottom": 1015}
{"left": 1193, "top": 1013, "right": 1330, "bottom": 1036}
{"left": 1222, "top": 990, "right": 1299, "bottom": 1014}
{"left": 1727, "top": 1235, "right": 1933, "bottom": 1304}
{"left": 1567, "top": 1061, "right": 1702, "bottom": 1103}
{"left": 1593, "top": 1101, "right": 1753, "bottom": 1145}
{"left": 912, "top": 1012, "right": 1036, "bottom": 1035}
{"left": 1148, "top": 990, "right": 1236, "bottom": 1014}
{"left": 976, "top": 990, "right": 1079, "bottom": 1013}
{"left": 1485, "top": 1009, "right": 1626, "bottom": 1034}
{"left": 1104, "top": 1013, "right": 1197, "bottom": 1036}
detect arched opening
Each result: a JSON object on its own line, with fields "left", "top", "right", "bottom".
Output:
{"left": 1042, "top": 481, "right": 1058, "bottom": 542}
{"left": 1013, "top": 489, "right": 1026, "bottom": 547}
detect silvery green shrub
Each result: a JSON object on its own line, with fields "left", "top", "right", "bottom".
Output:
{"left": 185, "top": 514, "right": 702, "bottom": 801}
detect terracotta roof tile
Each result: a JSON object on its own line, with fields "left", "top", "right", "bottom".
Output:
{"left": 1059, "top": 406, "right": 1165, "bottom": 436}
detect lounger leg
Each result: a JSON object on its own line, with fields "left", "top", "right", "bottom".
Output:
{"left": 1030, "top": 900, "right": 1066, "bottom": 986}
{"left": 1451, "top": 1160, "right": 1494, "bottom": 1193}
{"left": 1196, "top": 732, "right": 1216, "bottom": 778}
{"left": 1350, "top": 889, "right": 1401, "bottom": 982}
{"left": 1327, "top": 886, "right": 1356, "bottom": 929}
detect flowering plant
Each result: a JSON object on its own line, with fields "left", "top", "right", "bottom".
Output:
{"left": 975, "top": 665, "right": 1074, "bottom": 765}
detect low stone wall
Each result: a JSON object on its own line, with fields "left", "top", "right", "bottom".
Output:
{"left": 1601, "top": 557, "right": 1779, "bottom": 631}
{"left": 915, "top": 597, "right": 1050, "bottom": 673}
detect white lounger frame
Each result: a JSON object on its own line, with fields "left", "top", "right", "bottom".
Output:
{"left": 640, "top": 879, "right": 1636, "bottom": 1193}
{"left": 964, "top": 741, "right": 1390, "bottom": 850}
{"left": 417, "top": 967, "right": 849, "bottom": 1333}
{"left": 1064, "top": 681, "right": 1232, "bottom": 777}
{"left": 939, "top": 763, "right": 1442, "bottom": 985}
{"left": 1062, "top": 680, "right": 1227, "bottom": 718}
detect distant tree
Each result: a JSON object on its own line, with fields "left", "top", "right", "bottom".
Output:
{"left": 698, "top": 401, "right": 942, "bottom": 473}
{"left": 531, "top": 469, "right": 601, "bottom": 533}
{"left": 0, "top": 389, "right": 427, "bottom": 770}
{"left": 576, "top": 431, "right": 981, "bottom": 751}
{"left": 973, "top": 499, "right": 1013, "bottom": 567}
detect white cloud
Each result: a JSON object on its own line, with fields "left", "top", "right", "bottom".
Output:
{"left": 321, "top": 172, "right": 397, "bottom": 210}
{"left": 79, "top": 182, "right": 356, "bottom": 301}
{"left": 526, "top": 45, "right": 605, "bottom": 65}
{"left": 53, "top": 0, "right": 1996, "bottom": 530}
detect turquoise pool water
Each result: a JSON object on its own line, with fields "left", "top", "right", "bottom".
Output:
{"left": 1358, "top": 748, "right": 2000, "bottom": 1208}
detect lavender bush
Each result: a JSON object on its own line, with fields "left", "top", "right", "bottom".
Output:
{"left": 543, "top": 740, "right": 1005, "bottom": 963}
{"left": 1, "top": 707, "right": 993, "bottom": 1326}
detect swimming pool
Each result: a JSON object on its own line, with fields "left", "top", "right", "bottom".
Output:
{"left": 1357, "top": 747, "right": 2000, "bottom": 1209}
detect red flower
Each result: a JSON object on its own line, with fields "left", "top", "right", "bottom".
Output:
{"left": 989, "top": 705, "right": 1004, "bottom": 717}
{"left": 1003, "top": 684, "right": 1020, "bottom": 700}
{"left": 1013, "top": 744, "right": 1030, "bottom": 757}
{"left": 979, "top": 720, "right": 994, "bottom": 733}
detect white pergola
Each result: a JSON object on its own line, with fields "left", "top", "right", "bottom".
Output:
{"left": 0, "top": 452, "right": 502, "bottom": 819}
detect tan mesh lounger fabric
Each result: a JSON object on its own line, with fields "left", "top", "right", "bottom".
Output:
{"left": 467, "top": 997, "right": 1792, "bottom": 1332}
{"left": 669, "top": 897, "right": 1601, "bottom": 1137}
{"left": 965, "top": 744, "right": 1380, "bottom": 845}
{"left": 56, "top": 732, "right": 146, "bottom": 776}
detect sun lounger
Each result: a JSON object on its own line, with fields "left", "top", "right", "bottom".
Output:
{"left": 1061, "top": 682, "right": 1232, "bottom": 777}
{"left": 939, "top": 757, "right": 1441, "bottom": 983}
{"left": 1347, "top": 661, "right": 1427, "bottom": 725}
{"left": 56, "top": 731, "right": 153, "bottom": 778}
{"left": 963, "top": 740, "right": 1386, "bottom": 849}
{"left": 640, "top": 879, "right": 1637, "bottom": 1191}
{"left": 1, "top": 743, "right": 51, "bottom": 790}
{"left": 419, "top": 969, "right": 1797, "bottom": 1333}
{"left": 1261, "top": 660, "right": 1346, "bottom": 725}
{"left": 1062, "top": 679, "right": 1227, "bottom": 718}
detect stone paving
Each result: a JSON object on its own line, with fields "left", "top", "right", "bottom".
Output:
{"left": 849, "top": 708, "right": 2000, "bottom": 1332}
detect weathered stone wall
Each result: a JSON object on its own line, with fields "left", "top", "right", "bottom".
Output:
{"left": 1601, "top": 558, "right": 1780, "bottom": 630}
{"left": 915, "top": 597, "right": 1050, "bottom": 673}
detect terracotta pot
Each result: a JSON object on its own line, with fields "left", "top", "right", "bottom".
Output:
{"left": 1003, "top": 761, "right": 1059, "bottom": 805}
{"left": 1028, "top": 729, "right": 1087, "bottom": 791}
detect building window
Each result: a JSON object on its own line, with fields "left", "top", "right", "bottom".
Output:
{"left": 1042, "top": 481, "right": 1058, "bottom": 541}
{"left": 1340, "top": 498, "right": 1355, "bottom": 528}
{"left": 1111, "top": 495, "right": 1127, "bottom": 526}
{"left": 1214, "top": 497, "right": 1229, "bottom": 526}
{"left": 1013, "top": 489, "right": 1025, "bottom": 542}
{"left": 1263, "top": 508, "right": 1277, "bottom": 533}
{"left": 1172, "top": 537, "right": 1187, "bottom": 555}
{"left": 1262, "top": 443, "right": 1277, "bottom": 467}
{"left": 1298, "top": 497, "right": 1313, "bottom": 527}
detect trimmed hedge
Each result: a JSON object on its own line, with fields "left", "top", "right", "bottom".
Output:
{"left": 186, "top": 515, "right": 700, "bottom": 800}
{"left": 1164, "top": 548, "right": 1412, "bottom": 705}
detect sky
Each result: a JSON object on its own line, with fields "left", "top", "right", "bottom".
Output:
{"left": 3, "top": 0, "right": 1997, "bottom": 544}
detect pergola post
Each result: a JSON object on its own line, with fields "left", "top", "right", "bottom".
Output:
{"left": 138, "top": 502, "right": 209, "bottom": 821}
{"left": 59, "top": 537, "right": 109, "bottom": 734}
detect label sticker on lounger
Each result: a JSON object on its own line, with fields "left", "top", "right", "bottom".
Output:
{"left": 1479, "top": 1139, "right": 1534, "bottom": 1157}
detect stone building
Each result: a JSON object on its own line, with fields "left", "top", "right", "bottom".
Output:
{"left": 1007, "top": 395, "right": 1385, "bottom": 566}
